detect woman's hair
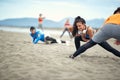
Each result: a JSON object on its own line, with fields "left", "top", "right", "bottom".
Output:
{"left": 72, "top": 16, "right": 86, "bottom": 36}
{"left": 113, "top": 7, "right": 120, "bottom": 14}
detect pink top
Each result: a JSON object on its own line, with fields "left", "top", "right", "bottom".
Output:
{"left": 64, "top": 20, "right": 71, "bottom": 28}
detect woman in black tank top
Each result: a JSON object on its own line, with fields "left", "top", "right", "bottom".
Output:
{"left": 72, "top": 16, "right": 94, "bottom": 50}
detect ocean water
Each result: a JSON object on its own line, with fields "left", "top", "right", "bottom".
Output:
{"left": 0, "top": 26, "right": 67, "bottom": 35}
{"left": 0, "top": 26, "right": 30, "bottom": 33}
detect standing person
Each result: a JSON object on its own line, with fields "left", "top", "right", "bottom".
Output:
{"left": 30, "top": 26, "right": 67, "bottom": 44}
{"left": 38, "top": 14, "right": 45, "bottom": 31}
{"left": 72, "top": 16, "right": 95, "bottom": 50}
{"left": 69, "top": 7, "right": 120, "bottom": 59}
{"left": 60, "top": 19, "right": 73, "bottom": 39}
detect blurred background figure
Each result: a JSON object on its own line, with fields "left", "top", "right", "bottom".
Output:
{"left": 60, "top": 19, "right": 73, "bottom": 39}
{"left": 38, "top": 13, "right": 45, "bottom": 31}
{"left": 30, "top": 26, "right": 68, "bottom": 44}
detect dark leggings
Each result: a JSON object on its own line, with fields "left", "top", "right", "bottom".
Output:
{"left": 45, "top": 36, "right": 66, "bottom": 44}
{"left": 75, "top": 36, "right": 90, "bottom": 50}
{"left": 75, "top": 36, "right": 84, "bottom": 50}
{"left": 73, "top": 39, "right": 120, "bottom": 58}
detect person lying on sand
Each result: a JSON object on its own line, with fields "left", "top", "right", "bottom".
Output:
{"left": 72, "top": 16, "right": 96, "bottom": 50}
{"left": 69, "top": 7, "right": 120, "bottom": 59}
{"left": 30, "top": 26, "right": 68, "bottom": 44}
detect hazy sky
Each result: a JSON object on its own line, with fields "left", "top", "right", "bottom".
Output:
{"left": 0, "top": 0, "right": 120, "bottom": 21}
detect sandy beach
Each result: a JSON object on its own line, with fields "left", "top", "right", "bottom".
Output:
{"left": 0, "top": 30, "right": 120, "bottom": 80}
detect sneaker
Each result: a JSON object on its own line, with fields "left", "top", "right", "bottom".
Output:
{"left": 69, "top": 55, "right": 75, "bottom": 59}
{"left": 66, "top": 41, "right": 70, "bottom": 46}
{"left": 56, "top": 39, "right": 61, "bottom": 44}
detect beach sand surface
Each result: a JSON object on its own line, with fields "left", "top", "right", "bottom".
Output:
{"left": 0, "top": 30, "right": 120, "bottom": 80}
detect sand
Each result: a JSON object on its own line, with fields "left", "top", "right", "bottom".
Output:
{"left": 0, "top": 30, "right": 120, "bottom": 80}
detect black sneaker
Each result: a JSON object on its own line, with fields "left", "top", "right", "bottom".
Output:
{"left": 69, "top": 55, "right": 75, "bottom": 59}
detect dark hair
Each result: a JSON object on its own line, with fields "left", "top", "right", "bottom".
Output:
{"left": 30, "top": 26, "right": 35, "bottom": 31}
{"left": 39, "top": 14, "right": 42, "bottom": 16}
{"left": 72, "top": 16, "right": 86, "bottom": 36}
{"left": 113, "top": 7, "right": 120, "bottom": 14}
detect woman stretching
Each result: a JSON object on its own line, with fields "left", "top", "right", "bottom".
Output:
{"left": 70, "top": 7, "right": 120, "bottom": 59}
{"left": 72, "top": 16, "right": 95, "bottom": 50}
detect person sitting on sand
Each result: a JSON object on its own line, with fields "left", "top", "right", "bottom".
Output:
{"left": 60, "top": 19, "right": 73, "bottom": 39}
{"left": 30, "top": 26, "right": 68, "bottom": 44}
{"left": 72, "top": 16, "right": 95, "bottom": 50}
{"left": 69, "top": 7, "right": 120, "bottom": 59}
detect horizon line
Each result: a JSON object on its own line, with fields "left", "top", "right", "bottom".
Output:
{"left": 0, "top": 17, "right": 105, "bottom": 22}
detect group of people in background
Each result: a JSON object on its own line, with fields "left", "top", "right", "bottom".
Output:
{"left": 30, "top": 14, "right": 69, "bottom": 45}
{"left": 30, "top": 7, "right": 120, "bottom": 59}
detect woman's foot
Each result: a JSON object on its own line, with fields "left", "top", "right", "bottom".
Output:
{"left": 69, "top": 55, "right": 75, "bottom": 59}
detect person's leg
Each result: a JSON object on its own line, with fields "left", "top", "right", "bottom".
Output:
{"left": 98, "top": 41, "right": 120, "bottom": 57}
{"left": 70, "top": 40, "right": 97, "bottom": 59}
{"left": 48, "top": 37, "right": 57, "bottom": 43}
{"left": 60, "top": 28, "right": 67, "bottom": 38}
{"left": 67, "top": 29, "right": 72, "bottom": 39}
{"left": 111, "top": 25, "right": 120, "bottom": 40}
{"left": 92, "top": 24, "right": 120, "bottom": 43}
{"left": 45, "top": 36, "right": 57, "bottom": 44}
{"left": 49, "top": 37, "right": 66, "bottom": 44}
{"left": 74, "top": 36, "right": 83, "bottom": 50}
{"left": 38, "top": 24, "right": 44, "bottom": 31}
{"left": 92, "top": 24, "right": 120, "bottom": 57}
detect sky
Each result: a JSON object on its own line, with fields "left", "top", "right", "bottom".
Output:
{"left": 0, "top": 0, "right": 120, "bottom": 21}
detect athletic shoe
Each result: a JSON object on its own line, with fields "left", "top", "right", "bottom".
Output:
{"left": 66, "top": 41, "right": 70, "bottom": 46}
{"left": 69, "top": 55, "right": 75, "bottom": 59}
{"left": 56, "top": 39, "right": 61, "bottom": 44}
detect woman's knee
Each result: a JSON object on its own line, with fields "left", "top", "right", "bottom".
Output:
{"left": 83, "top": 39, "right": 97, "bottom": 48}
{"left": 75, "top": 36, "right": 81, "bottom": 41}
